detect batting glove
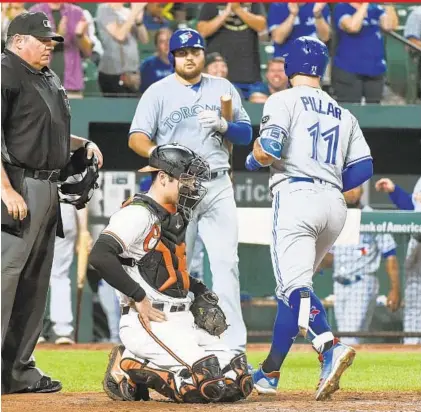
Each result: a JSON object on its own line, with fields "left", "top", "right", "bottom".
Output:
{"left": 245, "top": 152, "right": 263, "bottom": 171}
{"left": 198, "top": 110, "right": 228, "bottom": 134}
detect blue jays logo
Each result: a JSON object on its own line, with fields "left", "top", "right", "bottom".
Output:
{"left": 309, "top": 306, "right": 320, "bottom": 322}
{"left": 179, "top": 31, "right": 193, "bottom": 44}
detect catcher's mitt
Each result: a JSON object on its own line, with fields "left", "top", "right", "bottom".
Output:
{"left": 190, "top": 292, "right": 228, "bottom": 336}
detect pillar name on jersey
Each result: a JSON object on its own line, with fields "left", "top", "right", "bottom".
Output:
{"left": 163, "top": 105, "right": 220, "bottom": 130}
{"left": 300, "top": 96, "right": 342, "bottom": 120}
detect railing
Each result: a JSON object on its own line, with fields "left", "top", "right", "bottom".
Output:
{"left": 384, "top": 29, "right": 421, "bottom": 104}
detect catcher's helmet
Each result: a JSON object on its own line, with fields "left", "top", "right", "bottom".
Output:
{"left": 168, "top": 28, "right": 205, "bottom": 66}
{"left": 139, "top": 143, "right": 210, "bottom": 220}
{"left": 284, "top": 36, "right": 329, "bottom": 79}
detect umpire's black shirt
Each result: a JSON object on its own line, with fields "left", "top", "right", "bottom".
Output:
{"left": 1, "top": 49, "right": 70, "bottom": 170}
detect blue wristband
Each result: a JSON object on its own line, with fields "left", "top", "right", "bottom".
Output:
{"left": 245, "top": 152, "right": 263, "bottom": 171}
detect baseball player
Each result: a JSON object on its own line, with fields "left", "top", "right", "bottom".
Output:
{"left": 128, "top": 28, "right": 252, "bottom": 355}
{"left": 39, "top": 204, "right": 92, "bottom": 344}
{"left": 245, "top": 36, "right": 373, "bottom": 400}
{"left": 139, "top": 173, "right": 205, "bottom": 281}
{"left": 375, "top": 176, "right": 421, "bottom": 344}
{"left": 320, "top": 185, "right": 401, "bottom": 345}
{"left": 89, "top": 144, "right": 252, "bottom": 403}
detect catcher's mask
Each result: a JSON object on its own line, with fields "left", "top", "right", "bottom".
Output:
{"left": 59, "top": 147, "right": 99, "bottom": 210}
{"left": 139, "top": 143, "right": 210, "bottom": 220}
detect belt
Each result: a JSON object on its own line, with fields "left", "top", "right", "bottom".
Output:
{"left": 24, "top": 169, "right": 61, "bottom": 182}
{"left": 288, "top": 177, "right": 340, "bottom": 190}
{"left": 119, "top": 257, "right": 138, "bottom": 267}
{"left": 122, "top": 303, "right": 187, "bottom": 315}
{"left": 210, "top": 169, "right": 229, "bottom": 180}
{"left": 334, "top": 275, "right": 362, "bottom": 285}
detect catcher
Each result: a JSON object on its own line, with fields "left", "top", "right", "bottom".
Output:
{"left": 89, "top": 143, "right": 252, "bottom": 403}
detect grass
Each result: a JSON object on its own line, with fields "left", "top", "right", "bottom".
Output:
{"left": 33, "top": 349, "right": 421, "bottom": 393}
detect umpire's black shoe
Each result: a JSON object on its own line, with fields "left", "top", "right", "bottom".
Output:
{"left": 17, "top": 376, "right": 62, "bottom": 394}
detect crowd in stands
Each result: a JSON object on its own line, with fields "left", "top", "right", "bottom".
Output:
{"left": 1, "top": 3, "right": 420, "bottom": 103}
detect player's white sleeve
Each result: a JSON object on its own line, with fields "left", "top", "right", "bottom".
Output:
{"left": 257, "top": 94, "right": 290, "bottom": 158}
{"left": 230, "top": 83, "right": 251, "bottom": 124}
{"left": 129, "top": 87, "right": 160, "bottom": 140}
{"left": 344, "top": 115, "right": 372, "bottom": 168}
{"left": 375, "top": 233, "right": 397, "bottom": 256}
{"left": 261, "top": 94, "right": 291, "bottom": 133}
{"left": 412, "top": 177, "right": 421, "bottom": 211}
{"left": 102, "top": 206, "right": 152, "bottom": 251}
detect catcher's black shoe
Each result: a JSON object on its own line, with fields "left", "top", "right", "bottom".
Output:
{"left": 103, "top": 344, "right": 149, "bottom": 401}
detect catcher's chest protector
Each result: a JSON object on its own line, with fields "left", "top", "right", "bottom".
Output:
{"left": 132, "top": 195, "right": 190, "bottom": 298}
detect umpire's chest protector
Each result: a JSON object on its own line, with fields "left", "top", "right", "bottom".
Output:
{"left": 133, "top": 195, "right": 190, "bottom": 298}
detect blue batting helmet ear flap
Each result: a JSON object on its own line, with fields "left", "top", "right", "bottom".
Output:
{"left": 168, "top": 28, "right": 205, "bottom": 67}
{"left": 284, "top": 36, "right": 329, "bottom": 79}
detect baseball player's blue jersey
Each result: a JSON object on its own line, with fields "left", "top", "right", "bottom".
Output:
{"left": 129, "top": 73, "right": 249, "bottom": 354}
{"left": 130, "top": 73, "right": 250, "bottom": 171}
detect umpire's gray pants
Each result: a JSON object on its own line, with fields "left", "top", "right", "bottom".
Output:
{"left": 1, "top": 177, "right": 58, "bottom": 393}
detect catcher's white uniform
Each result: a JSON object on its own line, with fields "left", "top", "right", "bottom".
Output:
{"left": 102, "top": 200, "right": 235, "bottom": 387}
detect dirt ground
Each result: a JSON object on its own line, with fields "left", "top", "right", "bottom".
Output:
{"left": 2, "top": 344, "right": 421, "bottom": 412}
{"left": 3, "top": 391, "right": 421, "bottom": 412}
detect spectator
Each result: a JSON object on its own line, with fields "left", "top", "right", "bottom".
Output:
{"left": 29, "top": 3, "right": 93, "bottom": 98}
{"left": 83, "top": 8, "right": 104, "bottom": 66}
{"left": 268, "top": 3, "right": 330, "bottom": 58}
{"left": 202, "top": 52, "right": 245, "bottom": 108}
{"left": 96, "top": 3, "right": 149, "bottom": 97}
{"left": 197, "top": 3, "right": 267, "bottom": 100}
{"left": 332, "top": 3, "right": 398, "bottom": 104}
{"left": 140, "top": 28, "right": 173, "bottom": 93}
{"left": 204, "top": 51, "right": 228, "bottom": 78}
{"left": 249, "top": 57, "right": 288, "bottom": 103}
{"left": 404, "top": 6, "right": 421, "bottom": 49}
{"left": 144, "top": 3, "right": 187, "bottom": 30}
{"left": 404, "top": 6, "right": 421, "bottom": 98}
{"left": 1, "top": 3, "right": 27, "bottom": 51}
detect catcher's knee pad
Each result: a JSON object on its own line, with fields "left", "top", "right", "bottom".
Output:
{"left": 103, "top": 345, "right": 149, "bottom": 401}
{"left": 120, "top": 357, "right": 182, "bottom": 402}
{"left": 221, "top": 353, "right": 253, "bottom": 402}
{"left": 189, "top": 355, "right": 226, "bottom": 402}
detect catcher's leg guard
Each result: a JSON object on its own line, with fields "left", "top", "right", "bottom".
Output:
{"left": 120, "top": 357, "right": 182, "bottom": 402}
{"left": 189, "top": 355, "right": 226, "bottom": 402}
{"left": 220, "top": 353, "right": 253, "bottom": 402}
{"left": 103, "top": 345, "right": 150, "bottom": 401}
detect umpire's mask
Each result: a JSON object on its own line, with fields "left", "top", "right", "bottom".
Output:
{"left": 59, "top": 147, "right": 99, "bottom": 210}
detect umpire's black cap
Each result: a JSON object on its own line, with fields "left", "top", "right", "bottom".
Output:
{"left": 7, "top": 12, "right": 64, "bottom": 42}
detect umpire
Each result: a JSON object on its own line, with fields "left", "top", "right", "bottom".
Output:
{"left": 1, "top": 12, "right": 103, "bottom": 394}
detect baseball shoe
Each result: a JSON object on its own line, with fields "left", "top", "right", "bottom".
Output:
{"left": 252, "top": 366, "right": 279, "bottom": 395}
{"left": 55, "top": 336, "right": 75, "bottom": 345}
{"left": 103, "top": 345, "right": 149, "bottom": 401}
{"left": 16, "top": 375, "right": 62, "bottom": 394}
{"left": 37, "top": 336, "right": 47, "bottom": 344}
{"left": 315, "top": 341, "right": 356, "bottom": 401}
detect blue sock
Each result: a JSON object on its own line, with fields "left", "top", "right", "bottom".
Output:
{"left": 262, "top": 299, "right": 299, "bottom": 373}
{"left": 289, "top": 288, "right": 335, "bottom": 353}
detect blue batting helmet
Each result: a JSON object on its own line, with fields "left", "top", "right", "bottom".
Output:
{"left": 168, "top": 28, "right": 205, "bottom": 66}
{"left": 284, "top": 36, "right": 329, "bottom": 79}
